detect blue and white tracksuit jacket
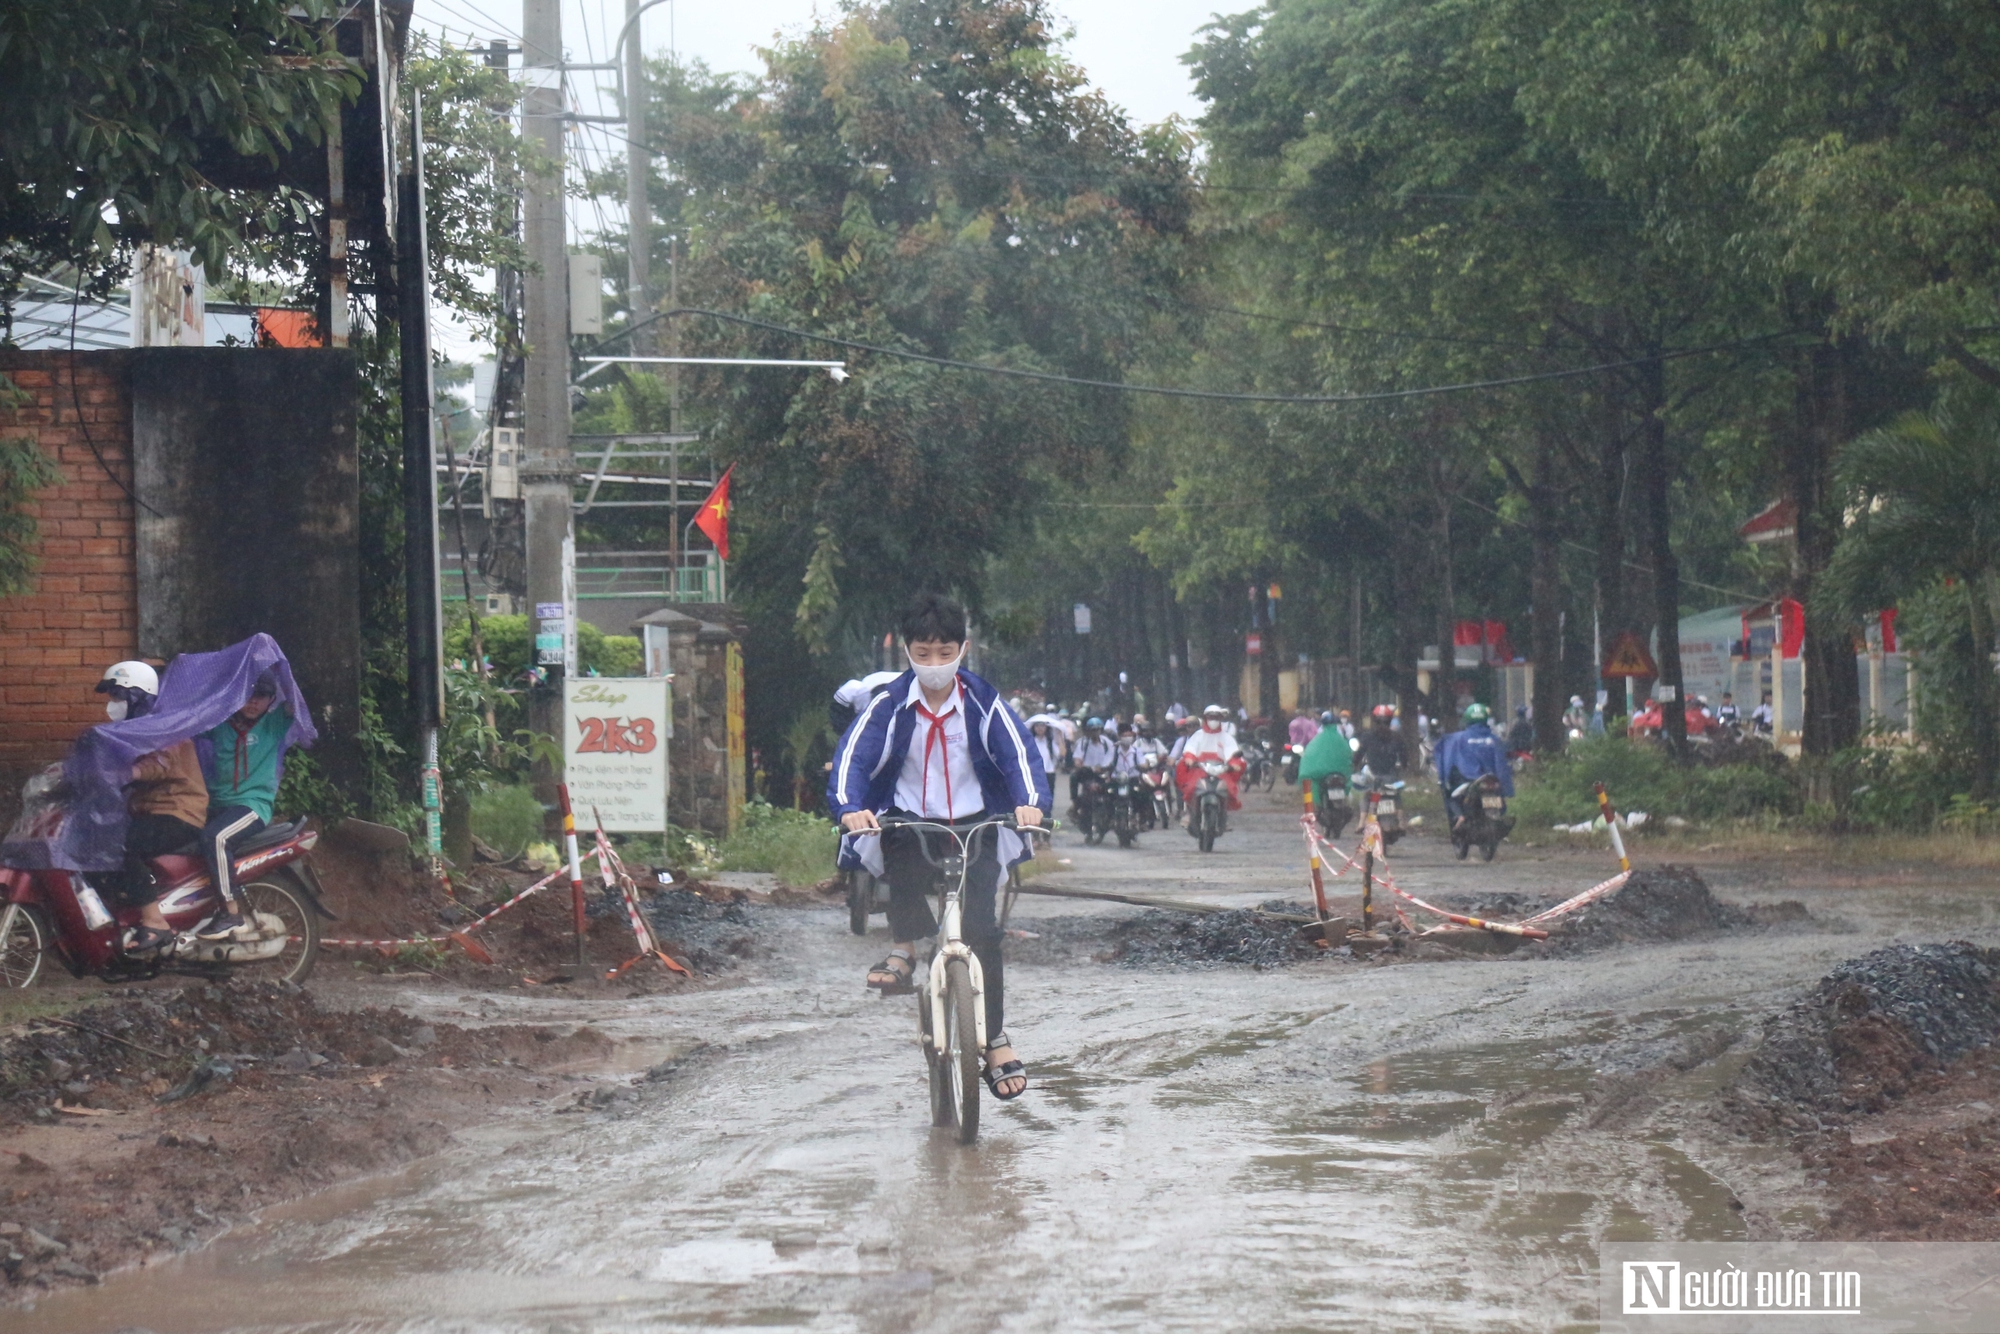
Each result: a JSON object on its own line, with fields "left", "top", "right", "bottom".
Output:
{"left": 827, "top": 669, "right": 1053, "bottom": 872}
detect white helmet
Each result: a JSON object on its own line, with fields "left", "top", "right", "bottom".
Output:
{"left": 1202, "top": 703, "right": 1229, "bottom": 719}
{"left": 97, "top": 661, "right": 159, "bottom": 696}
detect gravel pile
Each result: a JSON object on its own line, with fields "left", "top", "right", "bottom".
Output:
{"left": 1540, "top": 865, "right": 1745, "bottom": 954}
{"left": 1099, "top": 900, "right": 1324, "bottom": 970}
{"left": 643, "top": 887, "right": 761, "bottom": 971}
{"left": 1728, "top": 942, "right": 2000, "bottom": 1125}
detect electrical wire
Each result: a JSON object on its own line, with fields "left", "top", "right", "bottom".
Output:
{"left": 66, "top": 291, "right": 162, "bottom": 518}
{"left": 624, "top": 306, "right": 1794, "bottom": 406}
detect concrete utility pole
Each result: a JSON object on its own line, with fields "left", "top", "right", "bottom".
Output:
{"left": 523, "top": 0, "right": 571, "bottom": 801}
{"left": 624, "top": 0, "right": 649, "bottom": 353}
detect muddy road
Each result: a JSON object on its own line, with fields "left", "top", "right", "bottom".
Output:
{"left": 19, "top": 790, "right": 2000, "bottom": 1332}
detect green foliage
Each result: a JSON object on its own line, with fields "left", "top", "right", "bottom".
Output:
{"left": 445, "top": 614, "right": 644, "bottom": 680}
{"left": 469, "top": 784, "right": 544, "bottom": 862}
{"left": 273, "top": 747, "right": 353, "bottom": 823}
{"left": 1510, "top": 736, "right": 1798, "bottom": 829}
{"left": 715, "top": 799, "right": 839, "bottom": 888}
{"left": 0, "top": 0, "right": 359, "bottom": 299}
{"left": 0, "top": 377, "right": 63, "bottom": 597}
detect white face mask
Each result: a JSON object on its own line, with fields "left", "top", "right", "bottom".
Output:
{"left": 906, "top": 646, "right": 963, "bottom": 694}
{"left": 1202, "top": 719, "right": 1221, "bottom": 732}
{"left": 105, "top": 698, "right": 128, "bottom": 721}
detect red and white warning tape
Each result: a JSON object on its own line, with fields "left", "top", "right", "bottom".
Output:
{"left": 1298, "top": 811, "right": 1627, "bottom": 940}
{"left": 320, "top": 849, "right": 603, "bottom": 952}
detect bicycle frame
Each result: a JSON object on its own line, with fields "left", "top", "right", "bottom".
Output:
{"left": 860, "top": 816, "right": 1045, "bottom": 1058}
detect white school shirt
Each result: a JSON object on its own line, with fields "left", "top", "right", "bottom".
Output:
{"left": 1072, "top": 734, "right": 1118, "bottom": 770}
{"left": 1030, "top": 729, "right": 1062, "bottom": 775}
{"left": 893, "top": 680, "right": 983, "bottom": 819}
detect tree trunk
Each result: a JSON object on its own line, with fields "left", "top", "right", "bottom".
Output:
{"left": 1637, "top": 348, "right": 1688, "bottom": 757}
{"left": 1788, "top": 334, "right": 1863, "bottom": 765}
{"left": 1529, "top": 440, "right": 1568, "bottom": 755}
{"left": 1432, "top": 475, "right": 1458, "bottom": 736}
{"left": 1595, "top": 384, "right": 1629, "bottom": 721}
{"left": 1968, "top": 577, "right": 1999, "bottom": 801}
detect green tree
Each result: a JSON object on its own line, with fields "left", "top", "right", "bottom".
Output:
{"left": 0, "top": 0, "right": 358, "bottom": 303}
{"left": 1817, "top": 381, "right": 2000, "bottom": 795}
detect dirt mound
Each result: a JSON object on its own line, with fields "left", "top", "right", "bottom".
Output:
{"left": 1726, "top": 941, "right": 2000, "bottom": 1127}
{"left": 0, "top": 979, "right": 611, "bottom": 1294}
{"left": 0, "top": 979, "right": 600, "bottom": 1120}
{"left": 1538, "top": 865, "right": 1745, "bottom": 953}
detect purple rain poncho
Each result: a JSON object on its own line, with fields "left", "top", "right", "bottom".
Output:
{"left": 2, "top": 634, "right": 316, "bottom": 871}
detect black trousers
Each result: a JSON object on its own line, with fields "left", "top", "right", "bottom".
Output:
{"left": 880, "top": 811, "right": 1007, "bottom": 1040}
{"left": 108, "top": 813, "right": 203, "bottom": 908}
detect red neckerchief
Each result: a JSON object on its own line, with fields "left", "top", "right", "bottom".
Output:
{"left": 229, "top": 713, "right": 256, "bottom": 787}
{"left": 914, "top": 684, "right": 962, "bottom": 818}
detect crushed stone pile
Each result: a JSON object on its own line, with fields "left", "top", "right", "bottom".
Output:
{"left": 643, "top": 887, "right": 760, "bottom": 972}
{"left": 1538, "top": 865, "right": 1745, "bottom": 953}
{"left": 1727, "top": 942, "right": 2000, "bottom": 1128}
{"left": 1100, "top": 900, "right": 1325, "bottom": 970}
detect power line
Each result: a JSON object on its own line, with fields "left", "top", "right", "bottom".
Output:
{"left": 628, "top": 306, "right": 1793, "bottom": 406}
{"left": 1164, "top": 296, "right": 1583, "bottom": 352}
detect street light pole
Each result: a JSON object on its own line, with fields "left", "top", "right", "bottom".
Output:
{"left": 625, "top": 0, "right": 649, "bottom": 353}
{"left": 523, "top": 0, "right": 571, "bottom": 806}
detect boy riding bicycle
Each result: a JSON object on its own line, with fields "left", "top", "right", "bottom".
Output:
{"left": 828, "top": 593, "right": 1050, "bottom": 1102}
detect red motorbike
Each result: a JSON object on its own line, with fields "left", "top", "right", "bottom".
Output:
{"left": 1, "top": 818, "right": 329, "bottom": 989}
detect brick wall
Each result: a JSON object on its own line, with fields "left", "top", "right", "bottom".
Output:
{"left": 0, "top": 351, "right": 139, "bottom": 818}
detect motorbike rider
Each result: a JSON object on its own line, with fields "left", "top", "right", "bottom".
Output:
{"left": 1298, "top": 708, "right": 1354, "bottom": 821}
{"left": 1717, "top": 692, "right": 1741, "bottom": 729}
{"left": 96, "top": 662, "right": 206, "bottom": 955}
{"left": 1506, "top": 704, "right": 1534, "bottom": 755}
{"left": 1174, "top": 704, "right": 1245, "bottom": 819}
{"left": 1358, "top": 704, "right": 1402, "bottom": 776}
{"left": 1751, "top": 690, "right": 1774, "bottom": 735}
{"left": 194, "top": 671, "right": 293, "bottom": 941}
{"left": 1288, "top": 710, "right": 1321, "bottom": 748}
{"left": 1027, "top": 715, "right": 1065, "bottom": 777}
{"left": 831, "top": 670, "right": 901, "bottom": 737}
{"left": 1435, "top": 702, "right": 1513, "bottom": 831}
{"left": 1069, "top": 716, "right": 1116, "bottom": 811}
{"left": 830, "top": 592, "right": 1047, "bottom": 1102}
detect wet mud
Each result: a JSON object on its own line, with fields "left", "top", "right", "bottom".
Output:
{"left": 11, "top": 790, "right": 2000, "bottom": 1330}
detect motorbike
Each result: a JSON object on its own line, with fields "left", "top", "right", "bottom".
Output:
{"left": 1138, "top": 753, "right": 1173, "bottom": 831}
{"left": 1280, "top": 743, "right": 1303, "bottom": 787}
{"left": 1071, "top": 768, "right": 1110, "bottom": 846}
{"left": 1353, "top": 766, "right": 1408, "bottom": 846}
{"left": 1240, "top": 739, "right": 1277, "bottom": 793}
{"left": 1108, "top": 773, "right": 1143, "bottom": 848}
{"left": 1189, "top": 759, "right": 1231, "bottom": 854}
{"left": 1315, "top": 771, "right": 1353, "bottom": 842}
{"left": 2, "top": 815, "right": 331, "bottom": 989}
{"left": 1449, "top": 772, "right": 1515, "bottom": 861}
{"left": 846, "top": 865, "right": 890, "bottom": 936}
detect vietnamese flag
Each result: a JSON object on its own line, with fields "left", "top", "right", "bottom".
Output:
{"left": 694, "top": 464, "right": 733, "bottom": 560}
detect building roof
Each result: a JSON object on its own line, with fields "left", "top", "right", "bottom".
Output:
{"left": 1739, "top": 498, "right": 1796, "bottom": 544}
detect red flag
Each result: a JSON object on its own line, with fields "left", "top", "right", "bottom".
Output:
{"left": 693, "top": 465, "right": 733, "bottom": 560}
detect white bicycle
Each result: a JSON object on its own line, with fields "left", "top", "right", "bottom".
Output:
{"left": 862, "top": 815, "right": 1046, "bottom": 1145}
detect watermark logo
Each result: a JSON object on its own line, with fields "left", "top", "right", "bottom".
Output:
{"left": 1621, "top": 1261, "right": 1860, "bottom": 1316}
{"left": 1600, "top": 1243, "right": 2000, "bottom": 1333}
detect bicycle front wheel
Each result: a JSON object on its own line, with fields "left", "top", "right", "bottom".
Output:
{"left": 944, "top": 957, "right": 981, "bottom": 1145}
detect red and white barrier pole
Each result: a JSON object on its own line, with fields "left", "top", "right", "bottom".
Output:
{"left": 558, "top": 783, "right": 586, "bottom": 967}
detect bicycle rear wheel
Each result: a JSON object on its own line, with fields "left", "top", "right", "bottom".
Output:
{"left": 944, "top": 957, "right": 980, "bottom": 1145}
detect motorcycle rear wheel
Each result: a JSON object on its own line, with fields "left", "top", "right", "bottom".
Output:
{"left": 0, "top": 903, "right": 48, "bottom": 989}
{"left": 238, "top": 871, "right": 319, "bottom": 984}
{"left": 847, "top": 871, "right": 872, "bottom": 936}
{"left": 1480, "top": 839, "right": 1498, "bottom": 862}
